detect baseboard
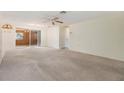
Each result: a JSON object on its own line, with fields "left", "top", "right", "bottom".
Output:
{"left": 69, "top": 49, "right": 124, "bottom": 62}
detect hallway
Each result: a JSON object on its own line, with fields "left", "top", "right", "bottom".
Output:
{"left": 0, "top": 48, "right": 124, "bottom": 81}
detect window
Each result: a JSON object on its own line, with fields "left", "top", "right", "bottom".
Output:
{"left": 16, "top": 33, "right": 24, "bottom": 40}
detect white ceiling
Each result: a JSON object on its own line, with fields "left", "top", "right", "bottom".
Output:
{"left": 0, "top": 11, "right": 122, "bottom": 29}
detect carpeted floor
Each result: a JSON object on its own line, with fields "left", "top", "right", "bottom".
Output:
{"left": 0, "top": 47, "right": 124, "bottom": 81}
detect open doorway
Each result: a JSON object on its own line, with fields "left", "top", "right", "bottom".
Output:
{"left": 64, "top": 27, "right": 70, "bottom": 49}
{"left": 30, "top": 30, "right": 41, "bottom": 46}
{"left": 16, "top": 28, "right": 41, "bottom": 47}
{"left": 31, "top": 31, "right": 37, "bottom": 46}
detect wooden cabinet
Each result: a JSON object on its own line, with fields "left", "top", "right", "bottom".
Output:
{"left": 16, "top": 30, "right": 29, "bottom": 46}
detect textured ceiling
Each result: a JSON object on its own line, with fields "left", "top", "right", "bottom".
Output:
{"left": 0, "top": 11, "right": 122, "bottom": 29}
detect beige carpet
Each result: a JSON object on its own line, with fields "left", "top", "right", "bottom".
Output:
{"left": 0, "top": 47, "right": 124, "bottom": 81}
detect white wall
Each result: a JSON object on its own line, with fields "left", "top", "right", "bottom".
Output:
{"left": 0, "top": 27, "right": 16, "bottom": 63}
{"left": 69, "top": 15, "right": 124, "bottom": 61}
{"left": 64, "top": 27, "right": 70, "bottom": 48}
{"left": 0, "top": 29, "right": 2, "bottom": 62}
{"left": 2, "top": 30, "right": 16, "bottom": 54}
{"left": 1, "top": 27, "right": 16, "bottom": 57}
{"left": 59, "top": 26, "right": 66, "bottom": 48}
{"left": 46, "top": 26, "right": 68, "bottom": 49}
{"left": 47, "top": 26, "right": 60, "bottom": 48}
{"left": 41, "top": 27, "right": 48, "bottom": 47}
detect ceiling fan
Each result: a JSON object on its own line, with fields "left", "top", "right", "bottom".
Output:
{"left": 43, "top": 11, "right": 67, "bottom": 25}
{"left": 51, "top": 17, "right": 64, "bottom": 25}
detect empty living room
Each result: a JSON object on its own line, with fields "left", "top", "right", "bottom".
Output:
{"left": 0, "top": 11, "right": 124, "bottom": 81}
{"left": 1, "top": 0, "right": 124, "bottom": 93}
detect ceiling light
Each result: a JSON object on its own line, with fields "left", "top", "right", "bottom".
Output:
{"left": 2, "top": 24, "right": 13, "bottom": 30}
{"left": 1, "top": 24, "right": 13, "bottom": 31}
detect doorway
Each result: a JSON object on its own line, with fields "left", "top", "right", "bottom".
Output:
{"left": 30, "top": 30, "right": 41, "bottom": 46}
{"left": 64, "top": 27, "right": 70, "bottom": 49}
{"left": 16, "top": 28, "right": 41, "bottom": 47}
{"left": 31, "top": 31, "right": 37, "bottom": 45}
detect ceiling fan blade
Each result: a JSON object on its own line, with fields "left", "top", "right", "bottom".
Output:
{"left": 52, "top": 22, "right": 55, "bottom": 25}
{"left": 55, "top": 21, "right": 63, "bottom": 23}
{"left": 53, "top": 17, "right": 59, "bottom": 20}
